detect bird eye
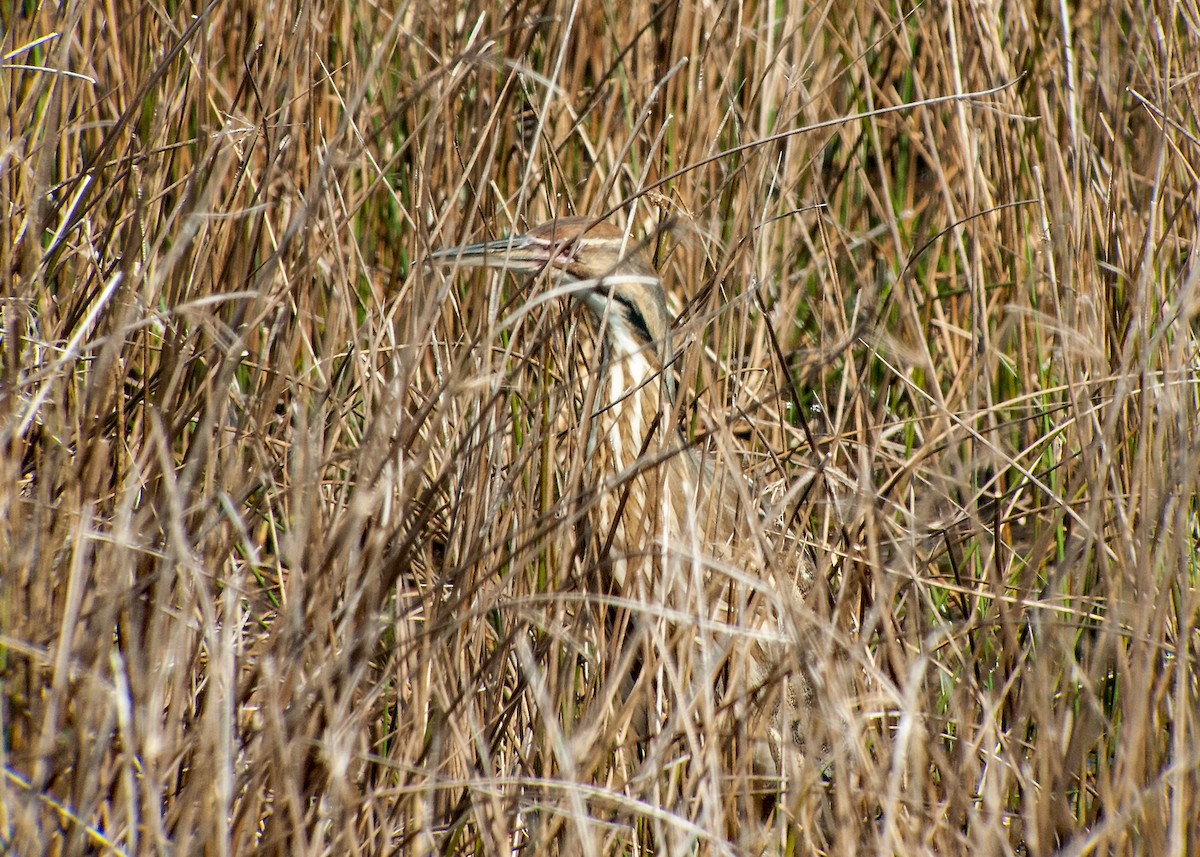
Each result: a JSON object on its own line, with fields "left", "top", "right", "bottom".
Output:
{"left": 555, "top": 242, "right": 580, "bottom": 265}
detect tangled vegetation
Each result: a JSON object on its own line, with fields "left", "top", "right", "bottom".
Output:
{"left": 3, "top": 0, "right": 1198, "bottom": 853}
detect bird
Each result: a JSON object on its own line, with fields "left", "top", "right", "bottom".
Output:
{"left": 431, "top": 218, "right": 702, "bottom": 587}
{"left": 429, "top": 216, "right": 815, "bottom": 801}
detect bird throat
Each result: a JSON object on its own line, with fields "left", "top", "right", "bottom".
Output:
{"left": 589, "top": 330, "right": 670, "bottom": 474}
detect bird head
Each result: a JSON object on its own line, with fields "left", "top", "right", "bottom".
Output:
{"left": 430, "top": 217, "right": 673, "bottom": 361}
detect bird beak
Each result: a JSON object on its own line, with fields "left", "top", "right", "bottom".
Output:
{"left": 428, "top": 233, "right": 565, "bottom": 275}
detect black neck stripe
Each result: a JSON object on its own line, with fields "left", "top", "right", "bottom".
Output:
{"left": 612, "top": 294, "right": 655, "bottom": 346}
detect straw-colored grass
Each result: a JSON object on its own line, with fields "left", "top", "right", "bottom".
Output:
{"left": 3, "top": 0, "right": 1198, "bottom": 853}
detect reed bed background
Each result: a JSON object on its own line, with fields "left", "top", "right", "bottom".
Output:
{"left": 3, "top": 0, "right": 1199, "bottom": 853}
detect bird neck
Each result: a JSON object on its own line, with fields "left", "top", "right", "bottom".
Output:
{"left": 591, "top": 330, "right": 674, "bottom": 475}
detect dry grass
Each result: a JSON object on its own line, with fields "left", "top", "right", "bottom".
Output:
{"left": 3, "top": 0, "right": 1199, "bottom": 853}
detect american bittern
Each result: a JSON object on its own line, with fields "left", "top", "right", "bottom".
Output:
{"left": 430, "top": 216, "right": 813, "bottom": 788}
